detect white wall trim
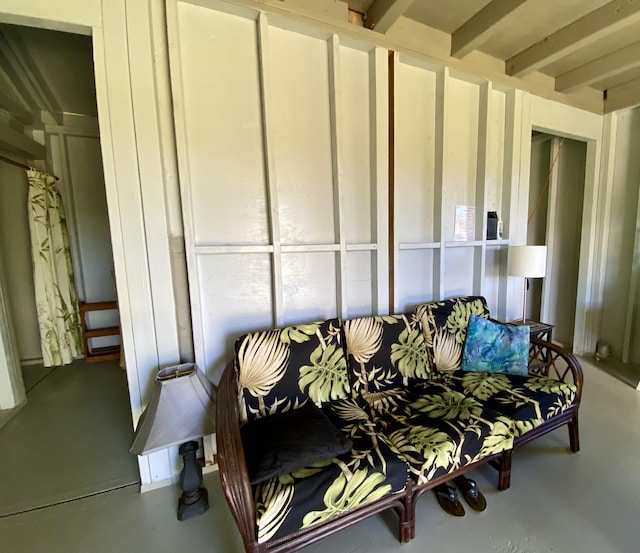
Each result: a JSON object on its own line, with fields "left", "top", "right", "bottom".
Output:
{"left": 529, "top": 95, "right": 603, "bottom": 355}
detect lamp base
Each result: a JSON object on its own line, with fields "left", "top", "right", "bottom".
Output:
{"left": 177, "top": 440, "right": 209, "bottom": 521}
{"left": 178, "top": 486, "right": 209, "bottom": 521}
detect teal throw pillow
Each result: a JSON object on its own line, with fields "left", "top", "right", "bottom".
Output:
{"left": 461, "top": 314, "right": 529, "bottom": 376}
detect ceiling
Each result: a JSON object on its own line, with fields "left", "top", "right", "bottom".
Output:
{"left": 348, "top": 0, "right": 640, "bottom": 113}
{"left": 0, "top": 24, "right": 96, "bottom": 121}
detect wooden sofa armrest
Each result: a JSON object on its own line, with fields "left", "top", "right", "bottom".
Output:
{"left": 216, "top": 362, "right": 258, "bottom": 552}
{"left": 529, "top": 337, "right": 584, "bottom": 402}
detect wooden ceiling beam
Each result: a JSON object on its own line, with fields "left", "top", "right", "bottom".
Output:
{"left": 451, "top": 0, "right": 526, "bottom": 59}
{"left": 0, "top": 120, "right": 45, "bottom": 159}
{"left": 506, "top": 0, "right": 640, "bottom": 77}
{"left": 556, "top": 41, "right": 640, "bottom": 93}
{"left": 604, "top": 76, "right": 640, "bottom": 113}
{"left": 364, "top": 0, "right": 415, "bottom": 33}
{"left": 0, "top": 87, "right": 35, "bottom": 126}
{"left": 0, "top": 29, "right": 62, "bottom": 123}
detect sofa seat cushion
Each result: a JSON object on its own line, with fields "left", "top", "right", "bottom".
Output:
{"left": 416, "top": 296, "right": 490, "bottom": 373}
{"left": 252, "top": 398, "right": 408, "bottom": 544}
{"left": 343, "top": 314, "right": 430, "bottom": 395}
{"left": 235, "top": 319, "right": 349, "bottom": 423}
{"left": 435, "top": 371, "right": 578, "bottom": 436}
{"left": 358, "top": 385, "right": 515, "bottom": 486}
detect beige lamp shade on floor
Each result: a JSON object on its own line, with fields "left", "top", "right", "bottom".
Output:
{"left": 130, "top": 363, "right": 216, "bottom": 456}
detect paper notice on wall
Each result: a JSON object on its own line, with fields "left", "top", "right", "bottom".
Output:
{"left": 454, "top": 205, "right": 476, "bottom": 241}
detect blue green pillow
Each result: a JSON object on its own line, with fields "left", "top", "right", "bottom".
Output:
{"left": 461, "top": 314, "right": 529, "bottom": 376}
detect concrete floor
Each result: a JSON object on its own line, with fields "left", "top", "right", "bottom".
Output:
{"left": 1, "top": 357, "right": 638, "bottom": 553}
{"left": 0, "top": 360, "right": 139, "bottom": 517}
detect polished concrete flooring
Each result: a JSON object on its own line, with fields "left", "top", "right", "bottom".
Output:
{"left": 1, "top": 357, "right": 639, "bottom": 553}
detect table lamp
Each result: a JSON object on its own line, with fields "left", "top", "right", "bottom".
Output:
{"left": 130, "top": 363, "right": 216, "bottom": 520}
{"left": 507, "top": 245, "right": 547, "bottom": 323}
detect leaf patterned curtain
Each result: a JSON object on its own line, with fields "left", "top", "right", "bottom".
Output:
{"left": 27, "top": 170, "right": 83, "bottom": 367}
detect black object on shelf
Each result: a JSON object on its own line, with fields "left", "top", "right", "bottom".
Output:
{"left": 487, "top": 211, "right": 498, "bottom": 239}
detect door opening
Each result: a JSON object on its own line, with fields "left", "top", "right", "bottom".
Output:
{"left": 0, "top": 23, "right": 138, "bottom": 516}
{"left": 528, "top": 132, "right": 587, "bottom": 351}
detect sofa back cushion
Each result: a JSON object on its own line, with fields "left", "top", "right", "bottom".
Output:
{"left": 416, "top": 296, "right": 490, "bottom": 373}
{"left": 343, "top": 314, "right": 430, "bottom": 395}
{"left": 234, "top": 318, "right": 349, "bottom": 423}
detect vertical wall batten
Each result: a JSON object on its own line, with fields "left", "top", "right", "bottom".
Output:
{"left": 497, "top": 88, "right": 521, "bottom": 319}
{"left": 389, "top": 50, "right": 396, "bottom": 313}
{"left": 433, "top": 67, "right": 448, "bottom": 300}
{"left": 474, "top": 81, "right": 491, "bottom": 296}
{"left": 372, "top": 47, "right": 389, "bottom": 315}
{"left": 257, "top": 12, "right": 283, "bottom": 327}
{"left": 328, "top": 34, "right": 347, "bottom": 319}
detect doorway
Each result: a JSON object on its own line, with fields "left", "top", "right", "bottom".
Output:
{"left": 0, "top": 23, "right": 139, "bottom": 515}
{"left": 528, "top": 132, "right": 587, "bottom": 351}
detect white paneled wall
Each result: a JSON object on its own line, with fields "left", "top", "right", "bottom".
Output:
{"left": 393, "top": 55, "right": 512, "bottom": 315}
{"left": 169, "top": 0, "right": 388, "bottom": 381}
{"left": 169, "top": 1, "right": 609, "bottom": 406}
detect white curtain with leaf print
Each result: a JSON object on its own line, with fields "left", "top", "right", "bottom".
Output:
{"left": 27, "top": 169, "right": 83, "bottom": 367}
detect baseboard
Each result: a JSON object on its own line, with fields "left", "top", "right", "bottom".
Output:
{"left": 140, "top": 477, "right": 174, "bottom": 494}
{"left": 0, "top": 400, "right": 27, "bottom": 431}
{"left": 139, "top": 463, "right": 219, "bottom": 494}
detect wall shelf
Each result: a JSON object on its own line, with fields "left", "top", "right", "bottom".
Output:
{"left": 79, "top": 301, "right": 121, "bottom": 363}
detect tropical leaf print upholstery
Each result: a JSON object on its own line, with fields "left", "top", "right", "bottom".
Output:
{"left": 343, "top": 314, "right": 430, "bottom": 395}
{"left": 416, "top": 296, "right": 490, "bottom": 373}
{"left": 235, "top": 319, "right": 348, "bottom": 422}
{"left": 359, "top": 383, "right": 515, "bottom": 485}
{"left": 435, "top": 371, "right": 577, "bottom": 436}
{"left": 252, "top": 398, "right": 408, "bottom": 543}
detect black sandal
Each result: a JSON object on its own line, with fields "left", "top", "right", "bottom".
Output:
{"left": 434, "top": 483, "right": 465, "bottom": 516}
{"left": 453, "top": 475, "right": 486, "bottom": 512}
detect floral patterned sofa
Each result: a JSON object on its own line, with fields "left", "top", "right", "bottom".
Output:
{"left": 217, "top": 296, "right": 583, "bottom": 553}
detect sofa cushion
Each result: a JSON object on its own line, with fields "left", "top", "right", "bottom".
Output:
{"left": 235, "top": 319, "right": 349, "bottom": 423}
{"left": 251, "top": 398, "right": 408, "bottom": 544}
{"left": 241, "top": 403, "right": 353, "bottom": 485}
{"left": 461, "top": 315, "right": 529, "bottom": 376}
{"left": 416, "top": 296, "right": 490, "bottom": 373}
{"left": 343, "top": 314, "right": 430, "bottom": 396}
{"left": 436, "top": 370, "right": 577, "bottom": 437}
{"left": 359, "top": 384, "right": 515, "bottom": 485}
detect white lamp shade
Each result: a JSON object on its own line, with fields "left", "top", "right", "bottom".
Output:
{"left": 507, "top": 245, "right": 547, "bottom": 278}
{"left": 130, "top": 363, "right": 216, "bottom": 456}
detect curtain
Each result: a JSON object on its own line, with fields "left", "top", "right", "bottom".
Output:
{"left": 27, "top": 170, "right": 83, "bottom": 367}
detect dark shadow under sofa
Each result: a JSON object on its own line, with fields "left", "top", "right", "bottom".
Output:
{"left": 217, "top": 296, "right": 583, "bottom": 553}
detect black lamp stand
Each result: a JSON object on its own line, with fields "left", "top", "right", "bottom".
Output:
{"left": 177, "top": 440, "right": 209, "bottom": 521}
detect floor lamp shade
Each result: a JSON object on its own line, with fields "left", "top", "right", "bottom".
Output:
{"left": 507, "top": 245, "right": 547, "bottom": 278}
{"left": 130, "top": 363, "right": 216, "bottom": 456}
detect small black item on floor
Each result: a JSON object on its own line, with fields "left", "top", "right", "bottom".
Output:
{"left": 434, "top": 483, "right": 465, "bottom": 517}
{"left": 178, "top": 441, "right": 209, "bottom": 520}
{"left": 453, "top": 475, "right": 487, "bottom": 512}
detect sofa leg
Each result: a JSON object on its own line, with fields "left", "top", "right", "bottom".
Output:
{"left": 497, "top": 450, "right": 512, "bottom": 491}
{"left": 569, "top": 412, "right": 580, "bottom": 453}
{"left": 399, "top": 481, "right": 415, "bottom": 543}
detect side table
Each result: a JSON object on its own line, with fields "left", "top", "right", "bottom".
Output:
{"left": 508, "top": 319, "right": 554, "bottom": 342}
